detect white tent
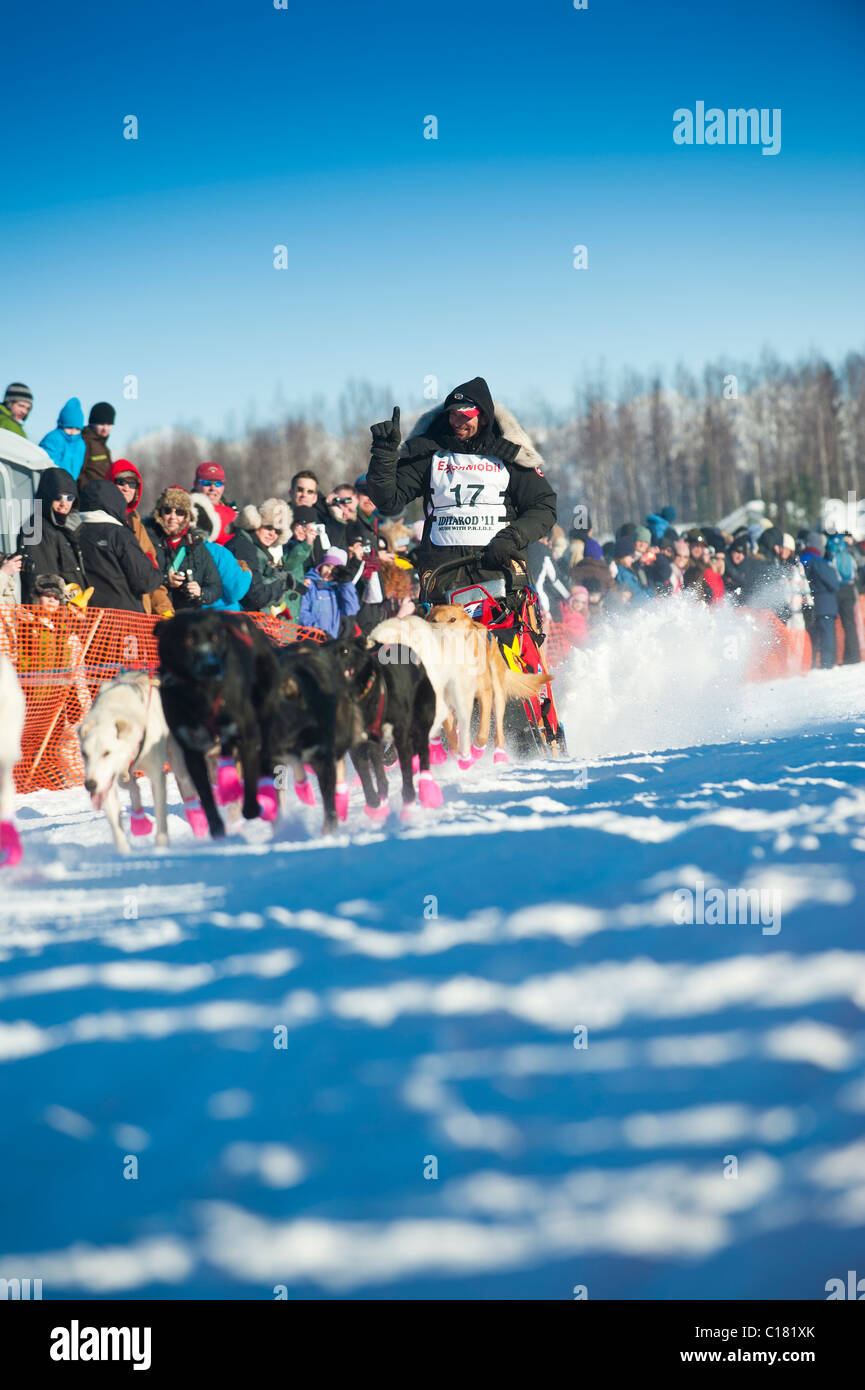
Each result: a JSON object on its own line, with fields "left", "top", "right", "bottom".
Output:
{"left": 0, "top": 431, "right": 53, "bottom": 555}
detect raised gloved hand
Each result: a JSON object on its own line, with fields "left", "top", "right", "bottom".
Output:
{"left": 370, "top": 406, "right": 401, "bottom": 455}
{"left": 481, "top": 528, "right": 521, "bottom": 570}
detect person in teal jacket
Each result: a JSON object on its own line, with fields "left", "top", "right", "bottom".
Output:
{"left": 39, "top": 398, "right": 86, "bottom": 480}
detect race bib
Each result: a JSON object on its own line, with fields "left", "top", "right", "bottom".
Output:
{"left": 428, "top": 451, "right": 508, "bottom": 546}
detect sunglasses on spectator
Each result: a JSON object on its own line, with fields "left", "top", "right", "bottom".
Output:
{"left": 160, "top": 506, "right": 188, "bottom": 517}
{"left": 56, "top": 493, "right": 76, "bottom": 503}
{"left": 200, "top": 479, "right": 224, "bottom": 487}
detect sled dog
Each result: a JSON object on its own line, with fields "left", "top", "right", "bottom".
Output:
{"left": 371, "top": 609, "right": 550, "bottom": 764}
{"left": 78, "top": 671, "right": 198, "bottom": 852}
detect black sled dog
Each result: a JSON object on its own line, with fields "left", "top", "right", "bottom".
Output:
{"left": 270, "top": 641, "right": 365, "bottom": 834}
{"left": 330, "top": 635, "right": 442, "bottom": 822}
{"left": 157, "top": 610, "right": 282, "bottom": 838}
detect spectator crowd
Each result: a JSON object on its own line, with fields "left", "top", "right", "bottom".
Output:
{"left": 2, "top": 380, "right": 863, "bottom": 669}
{"left": 538, "top": 505, "right": 863, "bottom": 669}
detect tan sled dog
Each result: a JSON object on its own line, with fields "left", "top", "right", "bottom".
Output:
{"left": 371, "top": 609, "right": 550, "bottom": 764}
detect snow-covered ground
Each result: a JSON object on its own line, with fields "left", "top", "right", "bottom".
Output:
{"left": 1, "top": 603, "right": 864, "bottom": 1300}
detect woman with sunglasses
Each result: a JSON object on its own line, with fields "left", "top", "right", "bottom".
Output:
{"left": 17, "top": 466, "right": 88, "bottom": 603}
{"left": 144, "top": 487, "right": 223, "bottom": 610}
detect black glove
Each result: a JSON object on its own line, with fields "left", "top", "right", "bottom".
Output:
{"left": 481, "top": 529, "right": 521, "bottom": 570}
{"left": 370, "top": 406, "right": 401, "bottom": 455}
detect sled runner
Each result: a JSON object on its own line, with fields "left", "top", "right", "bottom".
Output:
{"left": 420, "top": 557, "right": 566, "bottom": 759}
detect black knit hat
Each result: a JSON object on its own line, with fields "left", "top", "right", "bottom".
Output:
{"left": 88, "top": 401, "right": 116, "bottom": 426}
{"left": 4, "top": 382, "right": 32, "bottom": 406}
{"left": 292, "top": 505, "right": 318, "bottom": 524}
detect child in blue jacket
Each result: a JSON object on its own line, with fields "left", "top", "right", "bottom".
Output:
{"left": 299, "top": 548, "right": 360, "bottom": 637}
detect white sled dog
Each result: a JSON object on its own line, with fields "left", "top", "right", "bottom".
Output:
{"left": 370, "top": 611, "right": 550, "bottom": 766}
{"left": 0, "top": 654, "right": 26, "bottom": 867}
{"left": 78, "top": 671, "right": 201, "bottom": 853}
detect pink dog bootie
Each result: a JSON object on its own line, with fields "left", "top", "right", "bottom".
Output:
{"left": 493, "top": 747, "right": 509, "bottom": 765}
{"left": 257, "top": 777, "right": 279, "bottom": 822}
{"left": 215, "top": 757, "right": 243, "bottom": 806}
{"left": 0, "top": 820, "right": 22, "bottom": 867}
{"left": 418, "top": 771, "right": 443, "bottom": 808}
{"left": 334, "top": 781, "right": 349, "bottom": 822}
{"left": 458, "top": 744, "right": 486, "bottom": 771}
{"left": 294, "top": 776, "right": 315, "bottom": 806}
{"left": 363, "top": 802, "right": 391, "bottom": 824}
{"left": 428, "top": 737, "right": 448, "bottom": 766}
{"left": 130, "top": 810, "right": 153, "bottom": 837}
{"left": 183, "top": 798, "right": 209, "bottom": 838}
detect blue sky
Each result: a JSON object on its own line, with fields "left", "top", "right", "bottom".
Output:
{"left": 2, "top": 0, "right": 863, "bottom": 450}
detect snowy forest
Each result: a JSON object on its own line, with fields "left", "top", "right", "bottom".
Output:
{"left": 129, "top": 349, "right": 865, "bottom": 533}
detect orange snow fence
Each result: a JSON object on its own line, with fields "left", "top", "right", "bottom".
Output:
{"left": 0, "top": 606, "right": 325, "bottom": 793}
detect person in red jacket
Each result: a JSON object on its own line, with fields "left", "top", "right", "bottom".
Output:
{"left": 192, "top": 462, "right": 237, "bottom": 544}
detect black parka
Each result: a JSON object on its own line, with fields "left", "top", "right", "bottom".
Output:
{"left": 18, "top": 467, "right": 88, "bottom": 602}
{"left": 367, "top": 377, "right": 557, "bottom": 594}
{"left": 144, "top": 516, "right": 223, "bottom": 609}
{"left": 77, "top": 479, "right": 161, "bottom": 611}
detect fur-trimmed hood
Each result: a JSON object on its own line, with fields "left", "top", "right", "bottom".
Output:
{"left": 188, "top": 491, "right": 221, "bottom": 542}
{"left": 408, "top": 399, "right": 544, "bottom": 470}
{"left": 237, "top": 498, "right": 293, "bottom": 546}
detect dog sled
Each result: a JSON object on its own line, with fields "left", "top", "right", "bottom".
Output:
{"left": 420, "top": 557, "right": 567, "bottom": 759}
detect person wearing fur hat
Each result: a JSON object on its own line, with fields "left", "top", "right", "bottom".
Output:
{"left": 187, "top": 491, "right": 257, "bottom": 611}
{"left": 79, "top": 403, "right": 116, "bottom": 487}
{"left": 107, "top": 460, "right": 172, "bottom": 616}
{"left": 39, "top": 398, "right": 87, "bottom": 480}
{"left": 144, "top": 486, "right": 222, "bottom": 610}
{"left": 368, "top": 377, "right": 557, "bottom": 602}
{"left": 298, "top": 547, "right": 360, "bottom": 638}
{"left": 225, "top": 497, "right": 304, "bottom": 615}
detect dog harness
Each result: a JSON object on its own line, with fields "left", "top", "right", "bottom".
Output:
{"left": 428, "top": 451, "right": 509, "bottom": 547}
